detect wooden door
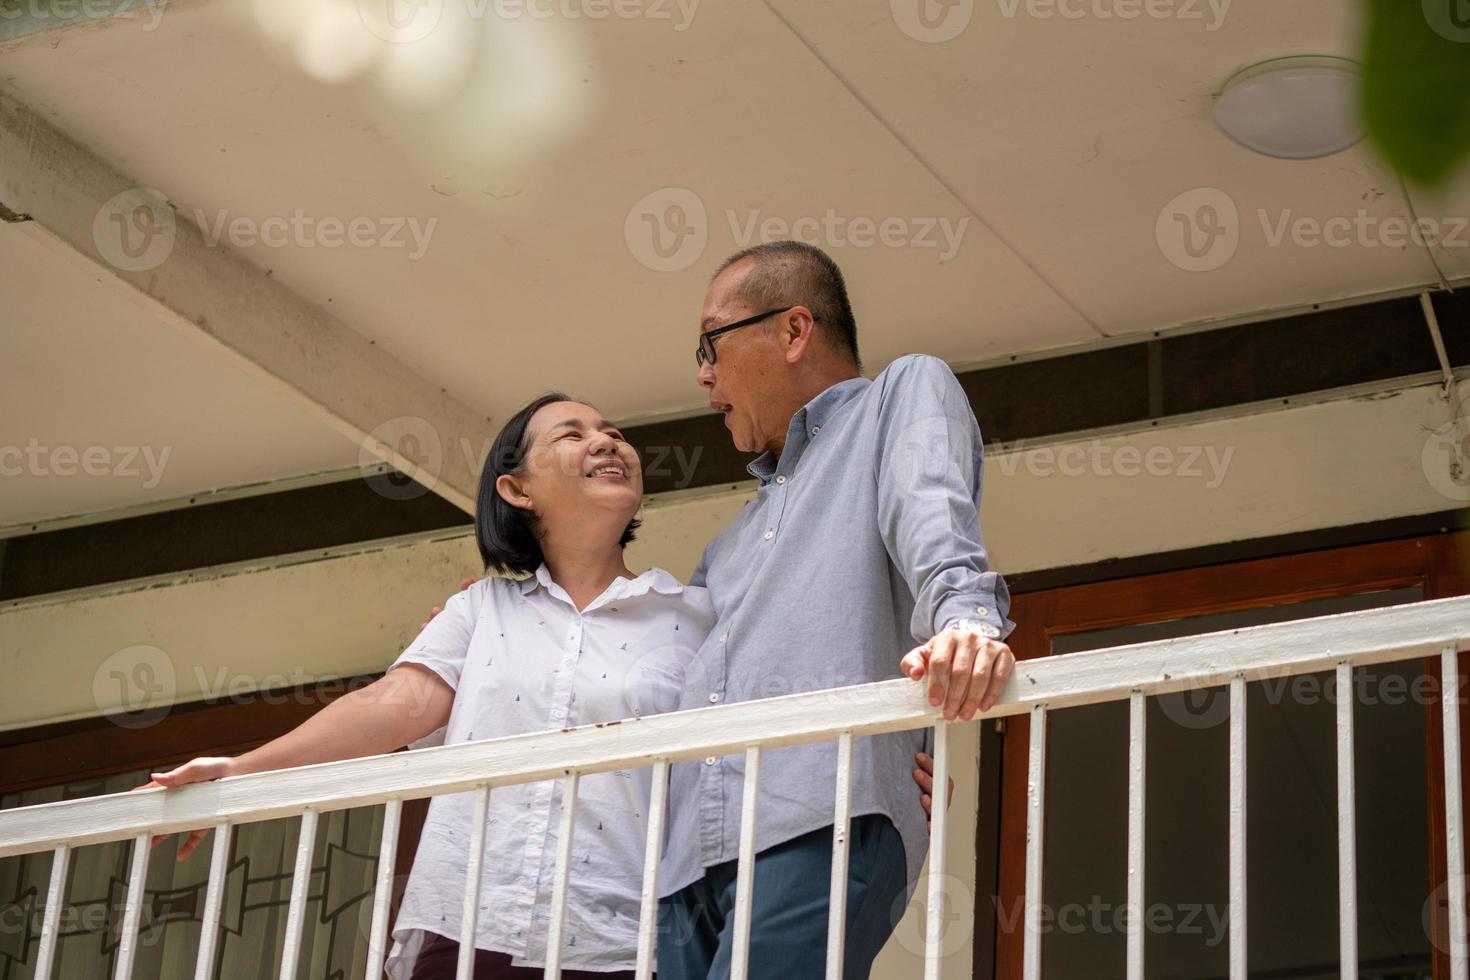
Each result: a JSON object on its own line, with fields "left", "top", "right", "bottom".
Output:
{"left": 987, "top": 532, "right": 1468, "bottom": 978}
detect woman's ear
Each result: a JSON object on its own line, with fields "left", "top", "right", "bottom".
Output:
{"left": 495, "top": 473, "right": 533, "bottom": 513}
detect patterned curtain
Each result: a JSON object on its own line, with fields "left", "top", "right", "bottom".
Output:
{"left": 1, "top": 768, "right": 386, "bottom": 980}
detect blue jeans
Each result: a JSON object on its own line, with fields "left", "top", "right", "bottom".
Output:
{"left": 657, "top": 815, "right": 908, "bottom": 980}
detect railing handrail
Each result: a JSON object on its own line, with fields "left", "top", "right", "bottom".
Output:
{"left": 2, "top": 593, "right": 1467, "bottom": 860}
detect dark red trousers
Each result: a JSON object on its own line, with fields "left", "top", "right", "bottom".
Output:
{"left": 406, "top": 932, "right": 638, "bottom": 980}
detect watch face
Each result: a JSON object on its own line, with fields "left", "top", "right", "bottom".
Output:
{"left": 951, "top": 619, "right": 1000, "bottom": 638}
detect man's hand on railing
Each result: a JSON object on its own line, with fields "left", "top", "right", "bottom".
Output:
{"left": 133, "top": 757, "right": 241, "bottom": 860}
{"left": 421, "top": 578, "right": 475, "bottom": 630}
{"left": 900, "top": 624, "right": 1015, "bottom": 722}
{"left": 914, "top": 751, "right": 955, "bottom": 833}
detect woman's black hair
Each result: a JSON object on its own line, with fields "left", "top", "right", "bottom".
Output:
{"left": 475, "top": 392, "right": 641, "bottom": 576}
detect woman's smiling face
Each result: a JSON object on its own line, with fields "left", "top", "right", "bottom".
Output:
{"left": 498, "top": 400, "right": 643, "bottom": 532}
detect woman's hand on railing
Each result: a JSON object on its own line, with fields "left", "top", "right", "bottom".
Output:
{"left": 913, "top": 751, "right": 955, "bottom": 833}
{"left": 133, "top": 756, "right": 241, "bottom": 860}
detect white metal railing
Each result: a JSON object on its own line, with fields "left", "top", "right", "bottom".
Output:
{"left": 1, "top": 595, "right": 1468, "bottom": 980}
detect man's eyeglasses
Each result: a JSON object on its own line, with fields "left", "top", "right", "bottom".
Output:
{"left": 696, "top": 307, "right": 807, "bottom": 368}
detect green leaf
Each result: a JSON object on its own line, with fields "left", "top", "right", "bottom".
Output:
{"left": 1361, "top": 0, "right": 1470, "bottom": 188}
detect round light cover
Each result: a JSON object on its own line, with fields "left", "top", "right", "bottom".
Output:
{"left": 1213, "top": 56, "right": 1363, "bottom": 160}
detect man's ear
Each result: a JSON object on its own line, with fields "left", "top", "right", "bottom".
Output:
{"left": 781, "top": 306, "right": 819, "bottom": 364}
{"left": 495, "top": 473, "right": 533, "bottom": 512}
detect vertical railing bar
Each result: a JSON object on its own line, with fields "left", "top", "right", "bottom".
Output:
{"left": 924, "top": 721, "right": 953, "bottom": 980}
{"left": 278, "top": 808, "right": 319, "bottom": 980}
{"left": 363, "top": 799, "right": 402, "bottom": 980}
{"left": 1443, "top": 645, "right": 1468, "bottom": 980}
{"left": 544, "top": 772, "right": 581, "bottom": 980}
{"left": 193, "top": 822, "right": 234, "bottom": 980}
{"left": 730, "top": 746, "right": 763, "bottom": 980}
{"left": 634, "top": 760, "right": 670, "bottom": 980}
{"left": 1126, "top": 690, "right": 1146, "bottom": 980}
{"left": 33, "top": 843, "right": 70, "bottom": 980}
{"left": 826, "top": 733, "right": 856, "bottom": 980}
{"left": 112, "top": 832, "right": 151, "bottom": 980}
{"left": 1335, "top": 662, "right": 1359, "bottom": 980}
{"left": 1022, "top": 704, "right": 1047, "bottom": 980}
{"left": 1229, "top": 676, "right": 1248, "bottom": 980}
{"left": 456, "top": 785, "right": 491, "bottom": 980}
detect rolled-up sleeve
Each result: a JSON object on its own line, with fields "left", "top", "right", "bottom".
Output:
{"left": 388, "top": 581, "right": 485, "bottom": 691}
{"left": 873, "top": 355, "right": 1014, "bottom": 643}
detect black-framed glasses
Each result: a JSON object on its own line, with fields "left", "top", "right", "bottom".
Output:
{"left": 695, "top": 307, "right": 795, "bottom": 368}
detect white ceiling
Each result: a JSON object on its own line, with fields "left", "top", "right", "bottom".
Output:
{"left": 0, "top": 223, "right": 359, "bottom": 528}
{"left": 2, "top": 0, "right": 1465, "bottom": 528}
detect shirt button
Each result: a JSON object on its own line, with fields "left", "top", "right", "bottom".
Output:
{"left": 720, "top": 635, "right": 727, "bottom": 643}
{"left": 763, "top": 530, "right": 773, "bottom": 541}
{"left": 811, "top": 425, "right": 821, "bottom": 435}
{"left": 708, "top": 693, "right": 720, "bottom": 703}
{"left": 775, "top": 475, "right": 786, "bottom": 485}
{"left": 976, "top": 606, "right": 988, "bottom": 616}
{"left": 705, "top": 756, "right": 717, "bottom": 766}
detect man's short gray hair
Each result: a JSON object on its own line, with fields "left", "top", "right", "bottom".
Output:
{"left": 713, "top": 241, "right": 861, "bottom": 371}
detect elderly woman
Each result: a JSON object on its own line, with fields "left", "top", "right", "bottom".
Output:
{"left": 147, "top": 392, "right": 943, "bottom": 979}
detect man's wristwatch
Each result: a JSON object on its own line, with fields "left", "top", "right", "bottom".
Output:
{"left": 948, "top": 618, "right": 1002, "bottom": 639}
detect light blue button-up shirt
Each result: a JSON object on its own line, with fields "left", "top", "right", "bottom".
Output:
{"left": 659, "top": 354, "right": 1014, "bottom": 899}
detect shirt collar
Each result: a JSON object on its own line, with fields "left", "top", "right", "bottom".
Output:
{"left": 518, "top": 563, "right": 684, "bottom": 602}
{"left": 748, "top": 376, "right": 868, "bottom": 483}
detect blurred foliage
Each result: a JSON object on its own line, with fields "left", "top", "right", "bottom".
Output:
{"left": 1361, "top": 0, "right": 1470, "bottom": 187}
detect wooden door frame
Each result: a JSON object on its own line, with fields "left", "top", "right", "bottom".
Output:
{"left": 988, "top": 531, "right": 1469, "bottom": 978}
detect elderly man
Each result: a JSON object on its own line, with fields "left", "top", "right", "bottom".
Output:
{"left": 657, "top": 240, "right": 1015, "bottom": 979}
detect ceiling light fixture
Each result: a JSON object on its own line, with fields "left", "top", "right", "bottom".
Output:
{"left": 1213, "top": 55, "right": 1363, "bottom": 160}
